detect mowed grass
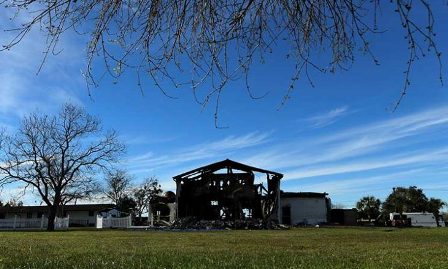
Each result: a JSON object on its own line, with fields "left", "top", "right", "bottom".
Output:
{"left": 0, "top": 228, "right": 447, "bottom": 269}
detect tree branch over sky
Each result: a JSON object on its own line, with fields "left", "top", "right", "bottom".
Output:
{"left": 0, "top": 1, "right": 444, "bottom": 126}
{"left": 0, "top": 104, "right": 125, "bottom": 231}
{"left": 104, "top": 169, "right": 132, "bottom": 205}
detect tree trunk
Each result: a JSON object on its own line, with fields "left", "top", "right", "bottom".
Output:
{"left": 47, "top": 205, "right": 58, "bottom": 231}
{"left": 434, "top": 213, "right": 440, "bottom": 227}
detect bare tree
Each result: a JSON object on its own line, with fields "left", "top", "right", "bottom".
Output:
{"left": 0, "top": 104, "right": 125, "bottom": 231}
{"left": 104, "top": 169, "right": 132, "bottom": 205}
{"left": 133, "top": 177, "right": 162, "bottom": 222}
{"left": 1, "top": 1, "right": 444, "bottom": 125}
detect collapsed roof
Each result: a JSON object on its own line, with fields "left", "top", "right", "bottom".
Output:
{"left": 173, "top": 159, "right": 283, "bottom": 222}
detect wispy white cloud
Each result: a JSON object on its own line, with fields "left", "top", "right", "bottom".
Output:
{"left": 305, "top": 106, "right": 349, "bottom": 128}
{"left": 297, "top": 169, "right": 427, "bottom": 196}
{"left": 120, "top": 134, "right": 179, "bottom": 146}
{"left": 242, "top": 106, "right": 448, "bottom": 172}
{"left": 0, "top": 10, "right": 89, "bottom": 204}
{"left": 314, "top": 106, "right": 448, "bottom": 146}
{"left": 0, "top": 9, "right": 85, "bottom": 119}
{"left": 231, "top": 105, "right": 448, "bottom": 207}
{"left": 284, "top": 147, "right": 448, "bottom": 180}
{"left": 125, "top": 131, "right": 272, "bottom": 175}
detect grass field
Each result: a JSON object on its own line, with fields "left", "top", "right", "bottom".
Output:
{"left": 0, "top": 227, "right": 447, "bottom": 269}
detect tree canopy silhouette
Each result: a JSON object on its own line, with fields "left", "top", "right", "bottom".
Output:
{"left": 0, "top": 104, "right": 124, "bottom": 230}
{"left": 382, "top": 186, "right": 445, "bottom": 218}
{"left": 356, "top": 196, "right": 381, "bottom": 222}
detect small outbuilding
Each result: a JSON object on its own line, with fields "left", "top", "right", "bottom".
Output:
{"left": 330, "top": 208, "right": 357, "bottom": 226}
{"left": 279, "top": 192, "right": 331, "bottom": 225}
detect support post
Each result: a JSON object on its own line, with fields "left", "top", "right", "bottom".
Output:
{"left": 40, "top": 215, "right": 45, "bottom": 229}
{"left": 276, "top": 179, "right": 281, "bottom": 223}
{"left": 13, "top": 215, "right": 17, "bottom": 230}
{"left": 95, "top": 215, "right": 103, "bottom": 229}
{"left": 175, "top": 179, "right": 181, "bottom": 219}
{"left": 168, "top": 203, "right": 176, "bottom": 223}
{"left": 147, "top": 201, "right": 155, "bottom": 227}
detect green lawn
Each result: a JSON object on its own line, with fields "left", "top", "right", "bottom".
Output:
{"left": 0, "top": 227, "right": 447, "bottom": 269}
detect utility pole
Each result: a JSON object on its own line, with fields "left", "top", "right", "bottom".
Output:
{"left": 393, "top": 187, "right": 397, "bottom": 213}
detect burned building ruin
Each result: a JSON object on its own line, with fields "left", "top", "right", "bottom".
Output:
{"left": 173, "top": 159, "right": 283, "bottom": 222}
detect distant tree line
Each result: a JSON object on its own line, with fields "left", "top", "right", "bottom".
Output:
{"left": 0, "top": 198, "right": 24, "bottom": 208}
{"left": 356, "top": 186, "right": 446, "bottom": 224}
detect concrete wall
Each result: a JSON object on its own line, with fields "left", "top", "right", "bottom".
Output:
{"left": 280, "top": 197, "right": 328, "bottom": 225}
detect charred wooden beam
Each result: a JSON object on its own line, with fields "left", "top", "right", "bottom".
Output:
{"left": 173, "top": 159, "right": 283, "bottom": 222}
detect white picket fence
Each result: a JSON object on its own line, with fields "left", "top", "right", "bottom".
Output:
{"left": 96, "top": 215, "right": 131, "bottom": 229}
{"left": 0, "top": 216, "right": 69, "bottom": 230}
{"left": 54, "top": 216, "right": 70, "bottom": 229}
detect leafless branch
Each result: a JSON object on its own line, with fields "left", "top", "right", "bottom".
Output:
{"left": 1, "top": 0, "right": 444, "bottom": 122}
{"left": 0, "top": 103, "right": 124, "bottom": 230}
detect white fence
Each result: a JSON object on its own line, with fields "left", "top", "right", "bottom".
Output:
{"left": 0, "top": 216, "right": 69, "bottom": 230}
{"left": 69, "top": 218, "right": 90, "bottom": 227}
{"left": 54, "top": 216, "right": 70, "bottom": 229}
{"left": 96, "top": 215, "right": 131, "bottom": 229}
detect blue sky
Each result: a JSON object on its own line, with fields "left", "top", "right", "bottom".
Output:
{"left": 0, "top": 4, "right": 447, "bottom": 208}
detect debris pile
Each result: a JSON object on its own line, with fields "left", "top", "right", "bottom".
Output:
{"left": 171, "top": 217, "right": 288, "bottom": 230}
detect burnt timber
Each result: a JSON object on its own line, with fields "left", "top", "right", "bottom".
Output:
{"left": 173, "top": 159, "right": 283, "bottom": 222}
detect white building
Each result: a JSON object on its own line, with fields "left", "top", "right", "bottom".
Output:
{"left": 390, "top": 212, "right": 444, "bottom": 227}
{"left": 0, "top": 204, "right": 116, "bottom": 227}
{"left": 279, "top": 192, "right": 330, "bottom": 225}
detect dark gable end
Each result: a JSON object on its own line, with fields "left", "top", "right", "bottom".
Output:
{"left": 173, "top": 159, "right": 283, "bottom": 181}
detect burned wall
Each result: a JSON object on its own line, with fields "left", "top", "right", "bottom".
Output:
{"left": 173, "top": 159, "right": 283, "bottom": 222}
